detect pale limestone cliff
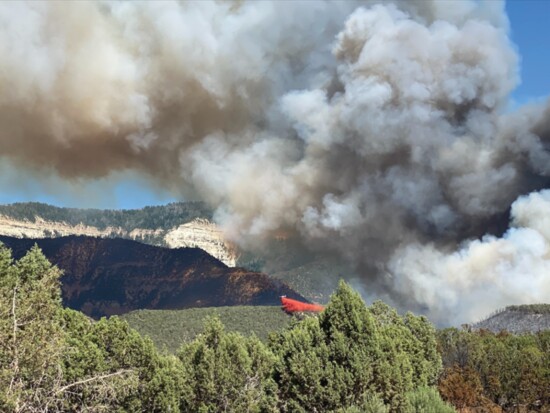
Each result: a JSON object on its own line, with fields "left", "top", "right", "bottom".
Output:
{"left": 165, "top": 219, "right": 237, "bottom": 267}
{"left": 0, "top": 215, "right": 237, "bottom": 267}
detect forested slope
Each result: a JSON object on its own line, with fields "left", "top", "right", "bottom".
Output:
{"left": 0, "top": 201, "right": 211, "bottom": 231}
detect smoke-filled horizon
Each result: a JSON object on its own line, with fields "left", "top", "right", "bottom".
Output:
{"left": 1, "top": 0, "right": 549, "bottom": 325}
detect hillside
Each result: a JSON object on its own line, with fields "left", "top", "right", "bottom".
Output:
{"left": 473, "top": 304, "right": 550, "bottom": 333}
{"left": 0, "top": 202, "right": 344, "bottom": 299}
{"left": 0, "top": 235, "right": 306, "bottom": 318}
{"left": 269, "top": 258, "right": 348, "bottom": 303}
{"left": 122, "top": 306, "right": 293, "bottom": 352}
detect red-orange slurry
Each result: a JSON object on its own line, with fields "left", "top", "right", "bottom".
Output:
{"left": 280, "top": 296, "right": 324, "bottom": 313}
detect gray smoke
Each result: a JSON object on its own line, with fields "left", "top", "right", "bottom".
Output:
{"left": 1, "top": 0, "right": 549, "bottom": 324}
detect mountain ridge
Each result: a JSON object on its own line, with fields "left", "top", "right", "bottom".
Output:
{"left": 0, "top": 235, "right": 305, "bottom": 318}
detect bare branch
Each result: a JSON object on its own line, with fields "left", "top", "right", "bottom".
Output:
{"left": 54, "top": 369, "right": 134, "bottom": 395}
{"left": 9, "top": 286, "right": 18, "bottom": 398}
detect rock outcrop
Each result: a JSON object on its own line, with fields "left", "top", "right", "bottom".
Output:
{"left": 0, "top": 214, "right": 237, "bottom": 266}
{"left": 165, "top": 219, "right": 237, "bottom": 267}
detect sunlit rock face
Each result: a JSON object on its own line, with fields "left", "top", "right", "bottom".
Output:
{"left": 0, "top": 215, "right": 237, "bottom": 266}
{"left": 165, "top": 219, "right": 237, "bottom": 267}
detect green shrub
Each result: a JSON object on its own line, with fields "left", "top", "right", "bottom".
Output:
{"left": 338, "top": 393, "right": 389, "bottom": 413}
{"left": 405, "top": 387, "right": 455, "bottom": 413}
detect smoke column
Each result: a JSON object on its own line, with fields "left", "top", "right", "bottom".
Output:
{"left": 1, "top": 0, "right": 549, "bottom": 324}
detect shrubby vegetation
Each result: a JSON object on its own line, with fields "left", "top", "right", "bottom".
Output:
{"left": 177, "top": 317, "right": 278, "bottom": 412}
{"left": 271, "top": 286, "right": 442, "bottom": 412}
{"left": 437, "top": 327, "right": 550, "bottom": 412}
{"left": 1, "top": 242, "right": 548, "bottom": 412}
{"left": 0, "top": 243, "right": 451, "bottom": 412}
{"left": 0, "top": 201, "right": 212, "bottom": 231}
{"left": 122, "top": 306, "right": 293, "bottom": 352}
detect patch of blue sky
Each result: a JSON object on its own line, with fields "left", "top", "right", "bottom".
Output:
{"left": 0, "top": 159, "right": 176, "bottom": 209}
{"left": 506, "top": 0, "right": 550, "bottom": 106}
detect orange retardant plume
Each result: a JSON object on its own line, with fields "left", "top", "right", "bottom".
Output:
{"left": 280, "top": 296, "right": 324, "bottom": 313}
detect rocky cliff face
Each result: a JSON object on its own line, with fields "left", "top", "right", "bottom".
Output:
{"left": 0, "top": 235, "right": 305, "bottom": 318}
{"left": 165, "top": 219, "right": 237, "bottom": 267}
{"left": 0, "top": 214, "right": 236, "bottom": 266}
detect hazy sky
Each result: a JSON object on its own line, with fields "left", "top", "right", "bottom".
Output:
{"left": 0, "top": 0, "right": 549, "bottom": 210}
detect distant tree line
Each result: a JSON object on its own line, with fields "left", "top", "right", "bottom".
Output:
{"left": 0, "top": 243, "right": 548, "bottom": 412}
{"left": 506, "top": 304, "right": 550, "bottom": 314}
{"left": 475, "top": 303, "right": 550, "bottom": 326}
{"left": 0, "top": 202, "right": 212, "bottom": 231}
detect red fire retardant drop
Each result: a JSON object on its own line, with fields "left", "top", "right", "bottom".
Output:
{"left": 280, "top": 296, "right": 324, "bottom": 313}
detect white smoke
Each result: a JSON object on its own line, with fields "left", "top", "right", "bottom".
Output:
{"left": 1, "top": 0, "right": 549, "bottom": 324}
{"left": 389, "top": 190, "right": 550, "bottom": 325}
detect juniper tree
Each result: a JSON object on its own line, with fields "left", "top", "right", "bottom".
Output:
{"left": 178, "top": 316, "right": 278, "bottom": 413}
{"left": 271, "top": 281, "right": 443, "bottom": 413}
{"left": 0, "top": 243, "right": 186, "bottom": 413}
{"left": 0, "top": 244, "right": 65, "bottom": 412}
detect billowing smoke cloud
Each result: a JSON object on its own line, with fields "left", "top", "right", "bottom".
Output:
{"left": 1, "top": 0, "right": 549, "bottom": 324}
{"left": 389, "top": 190, "right": 550, "bottom": 325}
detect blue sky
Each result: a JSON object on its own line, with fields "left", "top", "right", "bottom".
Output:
{"left": 506, "top": 0, "right": 550, "bottom": 104}
{"left": 1, "top": 1, "right": 549, "bottom": 210}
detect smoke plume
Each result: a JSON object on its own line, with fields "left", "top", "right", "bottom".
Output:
{"left": 1, "top": 0, "right": 549, "bottom": 324}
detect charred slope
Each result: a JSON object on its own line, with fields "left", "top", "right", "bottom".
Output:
{"left": 0, "top": 235, "right": 305, "bottom": 318}
{"left": 474, "top": 304, "right": 550, "bottom": 334}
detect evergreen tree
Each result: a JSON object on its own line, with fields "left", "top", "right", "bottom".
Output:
{"left": 178, "top": 316, "right": 278, "bottom": 413}
{"left": 333, "top": 393, "right": 389, "bottom": 413}
{"left": 0, "top": 244, "right": 65, "bottom": 412}
{"left": 404, "top": 387, "right": 455, "bottom": 413}
{"left": 61, "top": 311, "right": 185, "bottom": 412}
{"left": 271, "top": 281, "right": 443, "bottom": 413}
{"left": 272, "top": 315, "right": 335, "bottom": 412}
{"left": 0, "top": 243, "right": 186, "bottom": 412}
